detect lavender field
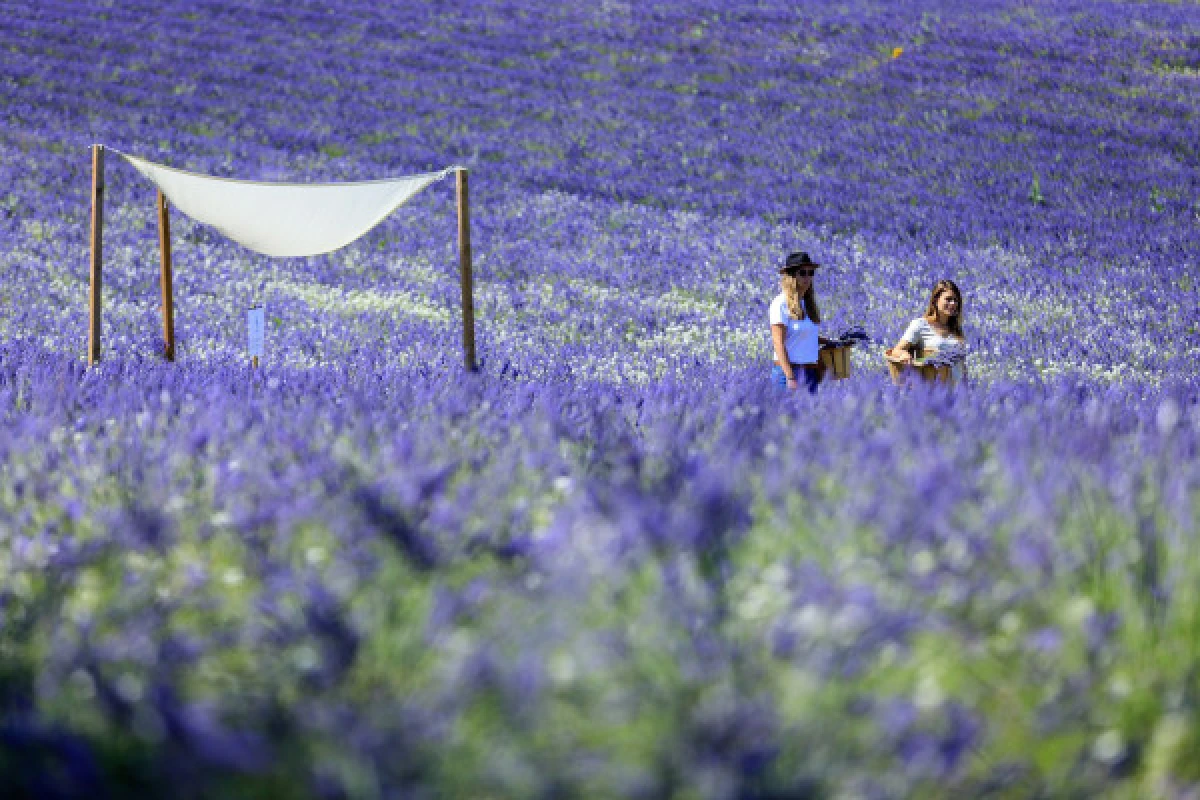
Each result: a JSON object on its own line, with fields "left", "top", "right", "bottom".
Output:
{"left": 2, "top": 1, "right": 1199, "bottom": 797}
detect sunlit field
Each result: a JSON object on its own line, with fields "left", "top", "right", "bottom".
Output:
{"left": 2, "top": 2, "right": 1199, "bottom": 797}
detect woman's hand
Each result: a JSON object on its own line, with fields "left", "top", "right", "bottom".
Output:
{"left": 889, "top": 346, "right": 913, "bottom": 363}
{"left": 786, "top": 377, "right": 799, "bottom": 391}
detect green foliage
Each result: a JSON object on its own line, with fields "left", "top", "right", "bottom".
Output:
{"left": 1029, "top": 172, "right": 1045, "bottom": 205}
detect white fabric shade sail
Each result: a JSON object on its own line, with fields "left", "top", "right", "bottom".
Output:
{"left": 116, "top": 150, "right": 460, "bottom": 257}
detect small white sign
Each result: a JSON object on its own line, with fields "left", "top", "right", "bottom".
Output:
{"left": 248, "top": 307, "right": 265, "bottom": 358}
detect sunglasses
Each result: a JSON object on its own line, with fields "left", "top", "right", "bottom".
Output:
{"left": 786, "top": 268, "right": 816, "bottom": 278}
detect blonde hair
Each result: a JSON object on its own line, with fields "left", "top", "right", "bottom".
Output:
{"left": 923, "top": 279, "right": 964, "bottom": 339}
{"left": 781, "top": 273, "right": 822, "bottom": 323}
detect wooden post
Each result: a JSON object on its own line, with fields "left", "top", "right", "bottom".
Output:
{"left": 157, "top": 190, "right": 175, "bottom": 361}
{"left": 456, "top": 168, "right": 477, "bottom": 371}
{"left": 88, "top": 145, "right": 104, "bottom": 366}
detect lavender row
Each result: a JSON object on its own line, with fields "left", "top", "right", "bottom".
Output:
{"left": 2, "top": 345, "right": 1200, "bottom": 796}
{"left": 2, "top": 1, "right": 1195, "bottom": 247}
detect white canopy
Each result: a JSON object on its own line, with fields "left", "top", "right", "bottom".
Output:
{"left": 116, "top": 150, "right": 460, "bottom": 257}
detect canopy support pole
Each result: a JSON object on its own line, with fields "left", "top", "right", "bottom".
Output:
{"left": 88, "top": 145, "right": 104, "bottom": 366}
{"left": 157, "top": 191, "right": 175, "bottom": 361}
{"left": 457, "top": 168, "right": 476, "bottom": 372}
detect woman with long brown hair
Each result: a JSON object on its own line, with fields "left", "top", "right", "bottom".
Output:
{"left": 770, "top": 251, "right": 827, "bottom": 393}
{"left": 890, "top": 279, "right": 969, "bottom": 382}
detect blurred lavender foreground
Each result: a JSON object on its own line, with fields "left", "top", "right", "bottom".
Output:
{"left": 2, "top": 1, "right": 1200, "bottom": 797}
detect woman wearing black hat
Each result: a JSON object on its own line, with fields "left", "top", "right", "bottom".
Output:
{"left": 770, "top": 252, "right": 826, "bottom": 393}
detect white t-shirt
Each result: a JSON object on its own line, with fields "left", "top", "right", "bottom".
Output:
{"left": 900, "top": 317, "right": 965, "bottom": 353}
{"left": 769, "top": 293, "right": 819, "bottom": 365}
{"left": 901, "top": 317, "right": 967, "bottom": 379}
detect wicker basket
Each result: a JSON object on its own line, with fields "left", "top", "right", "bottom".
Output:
{"left": 883, "top": 348, "right": 954, "bottom": 386}
{"left": 917, "top": 363, "right": 954, "bottom": 384}
{"left": 819, "top": 344, "right": 851, "bottom": 380}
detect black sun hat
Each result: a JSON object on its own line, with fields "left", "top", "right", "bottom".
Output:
{"left": 779, "top": 251, "right": 820, "bottom": 274}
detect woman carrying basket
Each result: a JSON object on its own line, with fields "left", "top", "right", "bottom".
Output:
{"left": 888, "top": 279, "right": 969, "bottom": 384}
{"left": 770, "top": 251, "right": 828, "bottom": 393}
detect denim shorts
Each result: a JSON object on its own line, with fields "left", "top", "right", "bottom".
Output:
{"left": 772, "top": 364, "right": 820, "bottom": 394}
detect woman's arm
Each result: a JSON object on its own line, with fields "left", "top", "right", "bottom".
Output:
{"left": 771, "top": 324, "right": 797, "bottom": 387}
{"left": 891, "top": 319, "right": 923, "bottom": 361}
